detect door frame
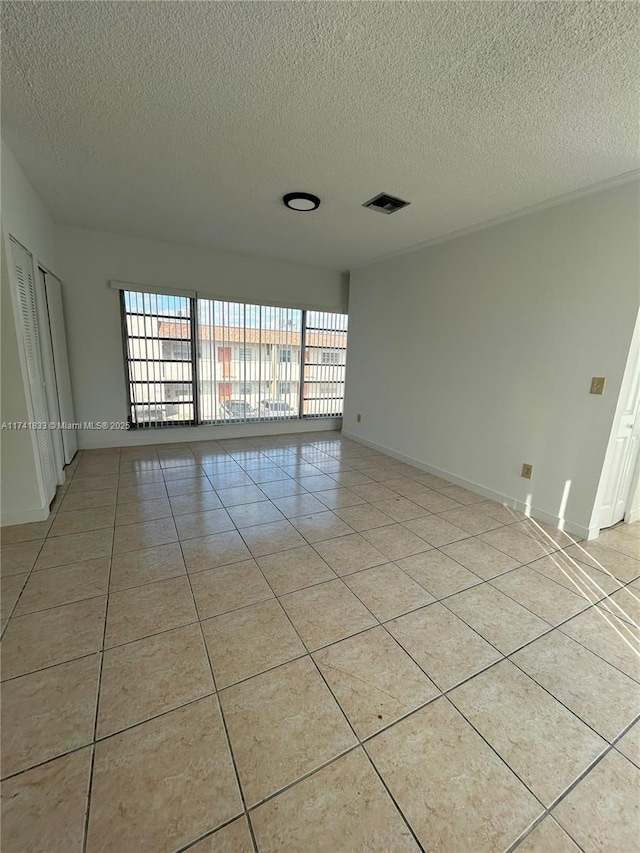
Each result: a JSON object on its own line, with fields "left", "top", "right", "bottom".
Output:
{"left": 625, "top": 451, "right": 640, "bottom": 524}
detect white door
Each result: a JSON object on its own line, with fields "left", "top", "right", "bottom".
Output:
{"left": 36, "top": 269, "right": 65, "bottom": 482}
{"left": 10, "top": 237, "right": 58, "bottom": 504}
{"left": 597, "top": 316, "right": 640, "bottom": 529}
{"left": 42, "top": 270, "right": 78, "bottom": 463}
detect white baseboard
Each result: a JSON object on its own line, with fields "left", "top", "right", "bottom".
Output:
{"left": 342, "top": 430, "right": 593, "bottom": 540}
{"left": 1, "top": 505, "right": 50, "bottom": 526}
{"left": 79, "top": 418, "right": 342, "bottom": 449}
{"left": 626, "top": 507, "right": 640, "bottom": 524}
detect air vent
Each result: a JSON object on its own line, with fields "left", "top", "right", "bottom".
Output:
{"left": 362, "top": 192, "right": 410, "bottom": 214}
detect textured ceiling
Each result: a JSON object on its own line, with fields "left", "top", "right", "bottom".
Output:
{"left": 2, "top": 1, "right": 639, "bottom": 270}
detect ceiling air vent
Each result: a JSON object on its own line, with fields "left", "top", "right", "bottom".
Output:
{"left": 362, "top": 192, "right": 410, "bottom": 214}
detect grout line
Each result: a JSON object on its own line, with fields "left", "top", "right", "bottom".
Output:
{"left": 174, "top": 813, "right": 252, "bottom": 853}
{"left": 94, "top": 687, "right": 219, "bottom": 743}
{"left": 81, "top": 519, "right": 115, "bottom": 853}
{"left": 440, "top": 691, "right": 550, "bottom": 824}
{"left": 0, "top": 690, "right": 223, "bottom": 786}
{"left": 243, "top": 743, "right": 363, "bottom": 814}
{"left": 358, "top": 747, "right": 428, "bottom": 853}
{"left": 8, "top": 588, "right": 110, "bottom": 620}
{"left": 0, "top": 740, "right": 97, "bottom": 785}
{"left": 506, "top": 814, "right": 587, "bottom": 853}
{"left": 506, "top": 713, "right": 640, "bottom": 853}
{"left": 0, "top": 522, "right": 56, "bottom": 638}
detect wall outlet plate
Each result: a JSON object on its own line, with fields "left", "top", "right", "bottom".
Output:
{"left": 356, "top": 413, "right": 362, "bottom": 423}
{"left": 590, "top": 377, "right": 605, "bottom": 395}
{"left": 521, "top": 463, "right": 533, "bottom": 479}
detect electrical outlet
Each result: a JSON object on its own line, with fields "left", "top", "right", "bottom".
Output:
{"left": 521, "top": 463, "right": 533, "bottom": 479}
{"left": 590, "top": 377, "right": 605, "bottom": 395}
{"left": 356, "top": 413, "right": 362, "bottom": 423}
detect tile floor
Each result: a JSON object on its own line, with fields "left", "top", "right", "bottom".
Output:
{"left": 1, "top": 431, "right": 639, "bottom": 852}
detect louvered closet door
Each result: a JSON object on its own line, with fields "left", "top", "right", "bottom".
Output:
{"left": 42, "top": 271, "right": 78, "bottom": 464}
{"left": 10, "top": 237, "right": 58, "bottom": 504}
{"left": 35, "top": 268, "right": 65, "bottom": 480}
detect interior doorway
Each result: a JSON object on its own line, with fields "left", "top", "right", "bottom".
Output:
{"left": 595, "top": 310, "right": 640, "bottom": 530}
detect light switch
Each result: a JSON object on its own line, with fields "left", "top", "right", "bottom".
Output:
{"left": 521, "top": 463, "right": 533, "bottom": 479}
{"left": 590, "top": 377, "right": 605, "bottom": 395}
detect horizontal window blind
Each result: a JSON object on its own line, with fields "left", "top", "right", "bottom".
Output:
{"left": 302, "top": 311, "right": 348, "bottom": 418}
{"left": 121, "top": 291, "right": 196, "bottom": 427}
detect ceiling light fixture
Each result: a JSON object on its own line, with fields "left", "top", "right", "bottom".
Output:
{"left": 283, "top": 192, "right": 321, "bottom": 212}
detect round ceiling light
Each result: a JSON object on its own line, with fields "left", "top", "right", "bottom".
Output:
{"left": 283, "top": 192, "right": 321, "bottom": 212}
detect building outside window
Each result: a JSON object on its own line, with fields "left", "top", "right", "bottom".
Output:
{"left": 162, "top": 341, "right": 192, "bottom": 361}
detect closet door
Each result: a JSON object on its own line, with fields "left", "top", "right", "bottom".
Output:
{"left": 10, "top": 237, "right": 58, "bottom": 504}
{"left": 42, "top": 271, "right": 78, "bottom": 464}
{"left": 35, "top": 269, "right": 65, "bottom": 480}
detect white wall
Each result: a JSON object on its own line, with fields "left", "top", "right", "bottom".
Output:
{"left": 55, "top": 225, "right": 348, "bottom": 448}
{"left": 1, "top": 140, "right": 61, "bottom": 523}
{"left": 344, "top": 182, "right": 640, "bottom": 537}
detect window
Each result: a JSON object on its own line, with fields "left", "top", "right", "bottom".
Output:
{"left": 303, "top": 312, "right": 348, "bottom": 417}
{"left": 121, "top": 290, "right": 347, "bottom": 426}
{"left": 121, "top": 291, "right": 196, "bottom": 427}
